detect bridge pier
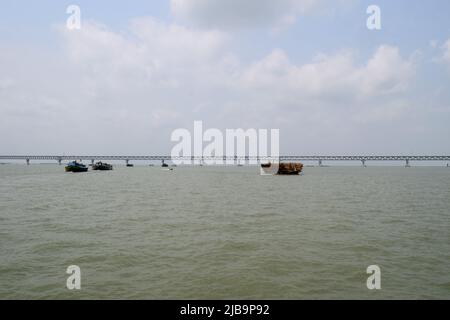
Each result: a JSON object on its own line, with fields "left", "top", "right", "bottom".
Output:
{"left": 58, "top": 159, "right": 62, "bottom": 165}
{"left": 318, "top": 159, "right": 323, "bottom": 167}
{"left": 91, "top": 159, "right": 95, "bottom": 165}
{"left": 125, "top": 159, "right": 129, "bottom": 166}
{"left": 405, "top": 159, "right": 411, "bottom": 167}
{"left": 361, "top": 159, "right": 367, "bottom": 167}
{"left": 26, "top": 159, "right": 30, "bottom": 165}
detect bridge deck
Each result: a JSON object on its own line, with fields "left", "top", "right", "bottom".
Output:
{"left": 1, "top": 155, "right": 450, "bottom": 161}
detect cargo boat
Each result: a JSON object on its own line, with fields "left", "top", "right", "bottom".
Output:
{"left": 277, "top": 162, "right": 303, "bottom": 175}
{"left": 260, "top": 162, "right": 303, "bottom": 175}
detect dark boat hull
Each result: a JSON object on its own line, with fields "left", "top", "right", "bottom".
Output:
{"left": 277, "top": 170, "right": 301, "bottom": 175}
{"left": 92, "top": 163, "right": 113, "bottom": 170}
{"left": 65, "top": 166, "right": 88, "bottom": 172}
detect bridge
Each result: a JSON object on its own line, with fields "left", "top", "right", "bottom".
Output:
{"left": 1, "top": 155, "right": 450, "bottom": 167}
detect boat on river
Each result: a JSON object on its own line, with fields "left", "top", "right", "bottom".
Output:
{"left": 92, "top": 162, "right": 113, "bottom": 171}
{"left": 277, "top": 162, "right": 303, "bottom": 175}
{"left": 65, "top": 161, "right": 88, "bottom": 173}
{"left": 260, "top": 162, "right": 303, "bottom": 175}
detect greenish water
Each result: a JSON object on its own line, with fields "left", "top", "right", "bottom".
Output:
{"left": 0, "top": 165, "right": 449, "bottom": 299}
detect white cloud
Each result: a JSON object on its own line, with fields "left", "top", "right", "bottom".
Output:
{"left": 62, "top": 18, "right": 231, "bottom": 87}
{"left": 170, "top": 0, "right": 321, "bottom": 30}
{"left": 241, "top": 45, "right": 415, "bottom": 100}
{"left": 0, "top": 18, "right": 420, "bottom": 154}
{"left": 362, "top": 46, "right": 416, "bottom": 95}
{"left": 441, "top": 39, "right": 450, "bottom": 70}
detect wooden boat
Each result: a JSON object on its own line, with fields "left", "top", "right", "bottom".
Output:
{"left": 277, "top": 163, "right": 303, "bottom": 175}
{"left": 260, "top": 162, "right": 303, "bottom": 175}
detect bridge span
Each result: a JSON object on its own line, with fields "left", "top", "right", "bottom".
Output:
{"left": 1, "top": 155, "right": 450, "bottom": 167}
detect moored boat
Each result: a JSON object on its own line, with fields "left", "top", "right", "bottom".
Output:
{"left": 277, "top": 162, "right": 303, "bottom": 175}
{"left": 92, "top": 161, "right": 113, "bottom": 171}
{"left": 65, "top": 161, "right": 88, "bottom": 172}
{"left": 260, "top": 162, "right": 303, "bottom": 175}
{"left": 260, "top": 161, "right": 277, "bottom": 175}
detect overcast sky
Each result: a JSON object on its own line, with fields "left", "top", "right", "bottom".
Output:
{"left": 1, "top": 0, "right": 450, "bottom": 155}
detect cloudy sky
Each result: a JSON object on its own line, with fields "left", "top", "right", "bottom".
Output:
{"left": 1, "top": 0, "right": 450, "bottom": 155}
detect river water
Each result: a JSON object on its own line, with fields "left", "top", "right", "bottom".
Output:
{"left": 0, "top": 164, "right": 449, "bottom": 299}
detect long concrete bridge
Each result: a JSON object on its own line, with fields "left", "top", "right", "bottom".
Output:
{"left": 1, "top": 155, "right": 450, "bottom": 167}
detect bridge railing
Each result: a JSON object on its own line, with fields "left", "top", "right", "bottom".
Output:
{"left": 1, "top": 155, "right": 450, "bottom": 161}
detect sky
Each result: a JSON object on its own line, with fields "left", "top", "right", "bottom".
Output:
{"left": 1, "top": 0, "right": 450, "bottom": 156}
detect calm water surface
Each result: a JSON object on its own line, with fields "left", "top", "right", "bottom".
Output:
{"left": 0, "top": 165, "right": 449, "bottom": 299}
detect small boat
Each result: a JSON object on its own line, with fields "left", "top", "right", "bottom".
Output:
{"left": 277, "top": 163, "right": 303, "bottom": 175}
{"left": 260, "top": 162, "right": 277, "bottom": 175}
{"left": 126, "top": 163, "right": 134, "bottom": 167}
{"left": 92, "top": 162, "right": 113, "bottom": 171}
{"left": 65, "top": 161, "right": 88, "bottom": 173}
{"left": 260, "top": 162, "right": 303, "bottom": 175}
{"left": 261, "top": 162, "right": 272, "bottom": 168}
{"left": 161, "top": 161, "right": 169, "bottom": 168}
